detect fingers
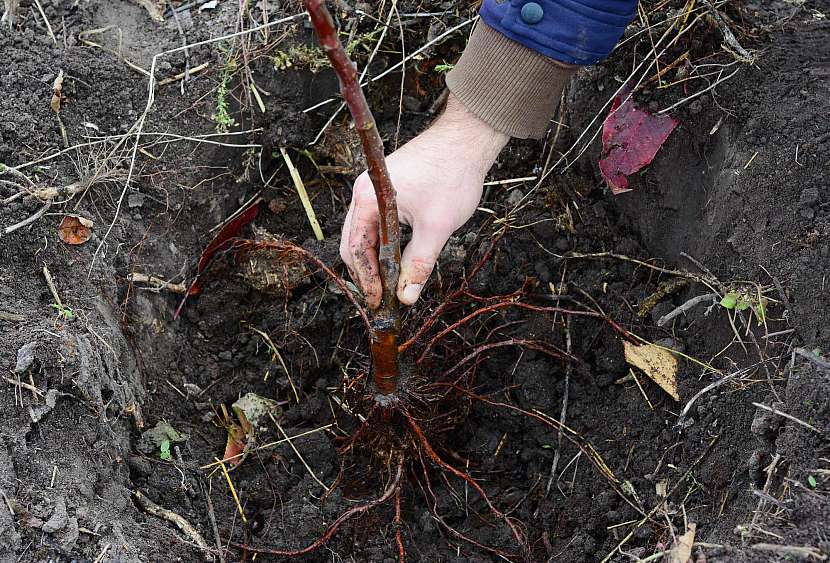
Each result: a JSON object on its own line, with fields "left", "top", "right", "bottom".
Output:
{"left": 397, "top": 221, "right": 451, "bottom": 306}
{"left": 340, "top": 182, "right": 383, "bottom": 309}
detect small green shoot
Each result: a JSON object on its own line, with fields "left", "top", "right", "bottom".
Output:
{"left": 434, "top": 63, "right": 455, "bottom": 74}
{"left": 159, "top": 439, "right": 172, "bottom": 461}
{"left": 212, "top": 45, "right": 238, "bottom": 132}
{"left": 719, "top": 293, "right": 738, "bottom": 309}
{"left": 808, "top": 475, "right": 818, "bottom": 488}
{"left": 719, "top": 289, "right": 768, "bottom": 323}
{"left": 51, "top": 303, "right": 75, "bottom": 321}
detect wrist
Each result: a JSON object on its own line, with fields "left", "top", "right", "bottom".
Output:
{"left": 430, "top": 93, "right": 509, "bottom": 166}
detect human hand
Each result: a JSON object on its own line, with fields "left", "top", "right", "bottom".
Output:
{"left": 340, "top": 94, "right": 509, "bottom": 309}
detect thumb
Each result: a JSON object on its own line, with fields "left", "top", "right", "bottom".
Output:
{"left": 397, "top": 224, "right": 450, "bottom": 305}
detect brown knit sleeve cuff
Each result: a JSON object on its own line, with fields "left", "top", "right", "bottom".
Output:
{"left": 446, "top": 21, "right": 575, "bottom": 139}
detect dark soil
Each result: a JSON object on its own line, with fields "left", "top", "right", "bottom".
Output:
{"left": 1, "top": 1, "right": 828, "bottom": 562}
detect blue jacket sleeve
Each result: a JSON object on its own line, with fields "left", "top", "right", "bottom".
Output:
{"left": 480, "top": 0, "right": 638, "bottom": 65}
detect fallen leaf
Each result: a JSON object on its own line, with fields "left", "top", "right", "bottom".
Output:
{"left": 221, "top": 393, "right": 282, "bottom": 468}
{"left": 50, "top": 69, "right": 64, "bottom": 113}
{"left": 58, "top": 215, "right": 93, "bottom": 245}
{"left": 599, "top": 89, "right": 678, "bottom": 194}
{"left": 666, "top": 522, "right": 696, "bottom": 563}
{"left": 174, "top": 199, "right": 261, "bottom": 318}
{"left": 623, "top": 340, "right": 679, "bottom": 401}
{"left": 232, "top": 392, "right": 282, "bottom": 431}
{"left": 222, "top": 422, "right": 247, "bottom": 467}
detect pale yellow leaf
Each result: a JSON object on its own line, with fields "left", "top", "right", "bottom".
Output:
{"left": 623, "top": 341, "right": 679, "bottom": 401}
{"left": 666, "top": 522, "right": 696, "bottom": 563}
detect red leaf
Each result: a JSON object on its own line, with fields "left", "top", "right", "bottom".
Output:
{"left": 599, "top": 91, "right": 678, "bottom": 194}
{"left": 174, "top": 199, "right": 261, "bottom": 319}
{"left": 222, "top": 423, "right": 248, "bottom": 468}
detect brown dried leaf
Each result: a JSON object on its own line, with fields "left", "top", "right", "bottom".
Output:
{"left": 50, "top": 70, "right": 64, "bottom": 113}
{"left": 666, "top": 522, "right": 696, "bottom": 563}
{"left": 623, "top": 340, "right": 679, "bottom": 401}
{"left": 58, "top": 215, "right": 93, "bottom": 245}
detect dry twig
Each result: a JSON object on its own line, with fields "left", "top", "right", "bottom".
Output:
{"left": 133, "top": 490, "right": 214, "bottom": 559}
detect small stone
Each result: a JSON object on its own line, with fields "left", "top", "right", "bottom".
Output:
{"left": 688, "top": 100, "right": 703, "bottom": 114}
{"left": 127, "top": 192, "right": 145, "bottom": 208}
{"left": 439, "top": 236, "right": 465, "bottom": 264}
{"left": 42, "top": 498, "right": 68, "bottom": 533}
{"left": 14, "top": 342, "right": 38, "bottom": 374}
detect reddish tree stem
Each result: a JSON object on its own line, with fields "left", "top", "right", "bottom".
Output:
{"left": 304, "top": 0, "right": 401, "bottom": 394}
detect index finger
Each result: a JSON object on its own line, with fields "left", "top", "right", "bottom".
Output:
{"left": 344, "top": 190, "right": 383, "bottom": 309}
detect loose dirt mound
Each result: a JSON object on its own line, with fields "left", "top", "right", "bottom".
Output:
{"left": 0, "top": 1, "right": 827, "bottom": 562}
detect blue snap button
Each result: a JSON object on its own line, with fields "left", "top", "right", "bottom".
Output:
{"left": 520, "top": 2, "right": 544, "bottom": 24}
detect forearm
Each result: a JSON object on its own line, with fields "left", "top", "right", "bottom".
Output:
{"left": 447, "top": 21, "right": 575, "bottom": 139}
{"left": 446, "top": 1, "right": 638, "bottom": 139}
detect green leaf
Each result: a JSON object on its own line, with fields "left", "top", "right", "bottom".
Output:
{"left": 808, "top": 475, "right": 818, "bottom": 488}
{"left": 736, "top": 299, "right": 751, "bottom": 311}
{"left": 720, "top": 294, "right": 738, "bottom": 309}
{"left": 159, "top": 439, "right": 172, "bottom": 461}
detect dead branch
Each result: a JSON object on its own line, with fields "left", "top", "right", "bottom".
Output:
{"left": 656, "top": 293, "right": 719, "bottom": 327}
{"left": 127, "top": 273, "right": 188, "bottom": 294}
{"left": 133, "top": 490, "right": 214, "bottom": 560}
